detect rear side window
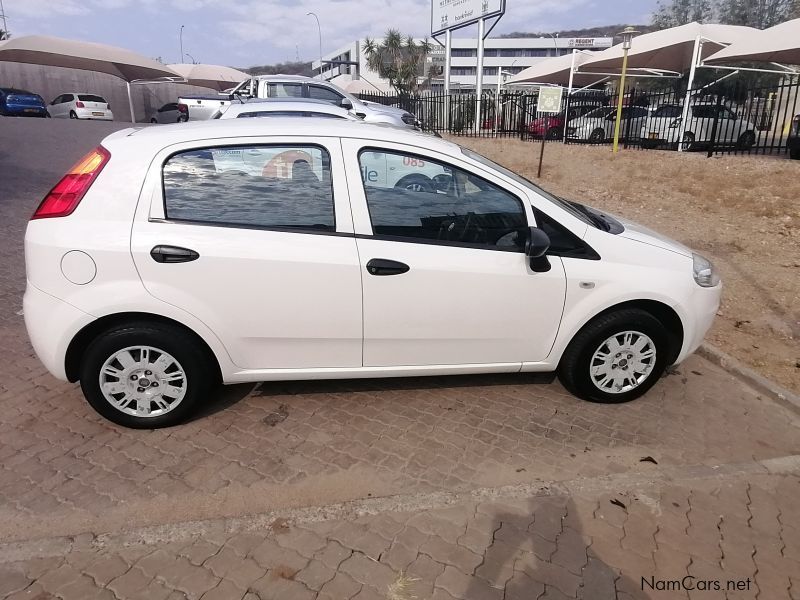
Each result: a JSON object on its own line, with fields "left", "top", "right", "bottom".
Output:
{"left": 78, "top": 94, "right": 106, "bottom": 103}
{"left": 266, "top": 83, "right": 303, "bottom": 98}
{"left": 162, "top": 145, "right": 335, "bottom": 232}
{"left": 654, "top": 105, "right": 682, "bottom": 118}
{"left": 358, "top": 149, "right": 527, "bottom": 251}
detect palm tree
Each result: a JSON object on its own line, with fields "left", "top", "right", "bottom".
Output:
{"left": 362, "top": 30, "right": 432, "bottom": 95}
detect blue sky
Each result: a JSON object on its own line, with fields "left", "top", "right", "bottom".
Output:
{"left": 4, "top": 0, "right": 658, "bottom": 67}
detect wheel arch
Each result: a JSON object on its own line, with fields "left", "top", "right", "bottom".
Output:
{"left": 65, "top": 312, "right": 222, "bottom": 383}
{"left": 561, "top": 299, "right": 684, "bottom": 366}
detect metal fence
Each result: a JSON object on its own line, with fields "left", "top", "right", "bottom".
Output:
{"left": 357, "top": 76, "right": 800, "bottom": 158}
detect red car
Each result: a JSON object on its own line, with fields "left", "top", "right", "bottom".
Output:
{"left": 528, "top": 103, "right": 603, "bottom": 139}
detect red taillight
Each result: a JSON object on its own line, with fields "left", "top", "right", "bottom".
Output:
{"left": 75, "top": 101, "right": 85, "bottom": 108}
{"left": 177, "top": 103, "right": 188, "bottom": 113}
{"left": 32, "top": 146, "right": 110, "bottom": 219}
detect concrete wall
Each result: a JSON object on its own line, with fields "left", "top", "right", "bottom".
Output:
{"left": 0, "top": 62, "right": 222, "bottom": 122}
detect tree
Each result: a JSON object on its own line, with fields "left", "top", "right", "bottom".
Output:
{"left": 362, "top": 30, "right": 432, "bottom": 95}
{"left": 652, "top": 0, "right": 713, "bottom": 27}
{"left": 716, "top": 0, "right": 794, "bottom": 27}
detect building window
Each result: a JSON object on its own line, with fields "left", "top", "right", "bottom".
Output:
{"left": 451, "top": 67, "right": 476, "bottom": 76}
{"left": 451, "top": 49, "right": 476, "bottom": 58}
{"left": 483, "top": 67, "right": 498, "bottom": 76}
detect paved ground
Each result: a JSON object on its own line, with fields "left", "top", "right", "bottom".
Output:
{"left": 1, "top": 118, "right": 798, "bottom": 599}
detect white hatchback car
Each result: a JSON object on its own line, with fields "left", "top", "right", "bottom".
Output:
{"left": 24, "top": 119, "right": 721, "bottom": 428}
{"left": 48, "top": 93, "right": 114, "bottom": 120}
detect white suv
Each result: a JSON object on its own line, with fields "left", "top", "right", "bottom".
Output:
{"left": 24, "top": 119, "right": 721, "bottom": 428}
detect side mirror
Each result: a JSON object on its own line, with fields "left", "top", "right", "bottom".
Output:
{"left": 340, "top": 98, "right": 353, "bottom": 110}
{"left": 525, "top": 227, "right": 551, "bottom": 272}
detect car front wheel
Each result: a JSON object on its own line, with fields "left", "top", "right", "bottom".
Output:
{"left": 80, "top": 322, "right": 215, "bottom": 428}
{"left": 558, "top": 309, "right": 672, "bottom": 404}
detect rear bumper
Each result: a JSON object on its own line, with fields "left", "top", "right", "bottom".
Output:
{"left": 23, "top": 282, "right": 95, "bottom": 381}
{"left": 2, "top": 105, "right": 48, "bottom": 117}
{"left": 75, "top": 108, "right": 114, "bottom": 120}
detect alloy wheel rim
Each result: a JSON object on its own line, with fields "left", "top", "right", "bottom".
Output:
{"left": 98, "top": 346, "right": 187, "bottom": 417}
{"left": 589, "top": 331, "right": 657, "bottom": 394}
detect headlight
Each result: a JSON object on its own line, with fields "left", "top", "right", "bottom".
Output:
{"left": 692, "top": 253, "right": 720, "bottom": 287}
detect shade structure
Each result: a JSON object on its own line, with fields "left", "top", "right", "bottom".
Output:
{"left": 507, "top": 52, "right": 599, "bottom": 87}
{"left": 703, "top": 18, "right": 800, "bottom": 67}
{"left": 578, "top": 22, "right": 756, "bottom": 75}
{"left": 0, "top": 34, "right": 179, "bottom": 81}
{"left": 0, "top": 35, "right": 180, "bottom": 123}
{"left": 167, "top": 63, "right": 250, "bottom": 91}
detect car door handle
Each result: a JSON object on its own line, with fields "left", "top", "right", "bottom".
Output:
{"left": 150, "top": 245, "right": 200, "bottom": 263}
{"left": 366, "top": 259, "right": 410, "bottom": 276}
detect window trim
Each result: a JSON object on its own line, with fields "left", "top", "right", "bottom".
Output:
{"left": 160, "top": 142, "right": 337, "bottom": 234}
{"left": 357, "top": 146, "right": 529, "bottom": 253}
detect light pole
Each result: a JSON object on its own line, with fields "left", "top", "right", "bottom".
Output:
{"left": 307, "top": 12, "right": 323, "bottom": 78}
{"left": 185, "top": 52, "right": 197, "bottom": 64}
{"left": 546, "top": 32, "right": 559, "bottom": 57}
{"left": 612, "top": 26, "right": 639, "bottom": 154}
{"left": 179, "top": 25, "right": 185, "bottom": 64}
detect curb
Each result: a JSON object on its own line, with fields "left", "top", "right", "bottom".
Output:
{"left": 697, "top": 343, "right": 800, "bottom": 414}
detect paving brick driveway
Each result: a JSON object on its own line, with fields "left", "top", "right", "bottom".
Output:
{"left": 1, "top": 119, "right": 798, "bottom": 599}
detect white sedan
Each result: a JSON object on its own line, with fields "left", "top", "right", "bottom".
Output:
{"left": 24, "top": 119, "right": 721, "bottom": 428}
{"left": 48, "top": 93, "right": 113, "bottom": 120}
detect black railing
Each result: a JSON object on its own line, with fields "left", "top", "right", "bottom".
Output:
{"left": 357, "top": 76, "right": 800, "bottom": 159}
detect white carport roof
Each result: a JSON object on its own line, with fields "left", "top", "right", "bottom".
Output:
{"left": 703, "top": 18, "right": 800, "bottom": 67}
{"left": 0, "top": 35, "right": 179, "bottom": 81}
{"left": 506, "top": 52, "right": 599, "bottom": 86}
{"left": 167, "top": 63, "right": 250, "bottom": 91}
{"left": 578, "top": 22, "right": 756, "bottom": 75}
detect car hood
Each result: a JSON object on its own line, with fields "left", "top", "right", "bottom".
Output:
{"left": 614, "top": 214, "right": 692, "bottom": 258}
{"left": 360, "top": 100, "right": 412, "bottom": 117}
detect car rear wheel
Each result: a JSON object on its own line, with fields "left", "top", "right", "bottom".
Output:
{"left": 589, "top": 129, "right": 605, "bottom": 143}
{"left": 150, "top": 118, "right": 158, "bottom": 123}
{"left": 394, "top": 174, "right": 433, "bottom": 193}
{"left": 546, "top": 127, "right": 561, "bottom": 140}
{"left": 69, "top": 110, "right": 78, "bottom": 119}
{"left": 680, "top": 132, "right": 695, "bottom": 151}
{"left": 791, "top": 147, "right": 800, "bottom": 160}
{"left": 79, "top": 322, "right": 215, "bottom": 428}
{"left": 737, "top": 131, "right": 756, "bottom": 150}
{"left": 558, "top": 309, "right": 672, "bottom": 404}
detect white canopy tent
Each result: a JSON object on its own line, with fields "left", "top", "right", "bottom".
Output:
{"left": 506, "top": 51, "right": 598, "bottom": 87}
{"left": 167, "top": 63, "right": 250, "bottom": 91}
{"left": 703, "top": 18, "right": 800, "bottom": 69}
{"left": 0, "top": 35, "right": 180, "bottom": 122}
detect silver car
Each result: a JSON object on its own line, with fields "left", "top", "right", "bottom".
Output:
{"left": 149, "top": 102, "right": 189, "bottom": 124}
{"left": 567, "top": 106, "right": 649, "bottom": 143}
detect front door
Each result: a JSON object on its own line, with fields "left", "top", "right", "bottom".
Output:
{"left": 342, "top": 141, "right": 567, "bottom": 367}
{"left": 130, "top": 139, "right": 363, "bottom": 370}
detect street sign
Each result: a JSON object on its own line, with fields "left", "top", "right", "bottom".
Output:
{"left": 537, "top": 86, "right": 563, "bottom": 114}
{"left": 431, "top": 0, "right": 505, "bottom": 36}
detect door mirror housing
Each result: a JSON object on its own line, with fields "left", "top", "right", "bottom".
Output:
{"left": 340, "top": 98, "right": 353, "bottom": 110}
{"left": 525, "top": 227, "right": 551, "bottom": 272}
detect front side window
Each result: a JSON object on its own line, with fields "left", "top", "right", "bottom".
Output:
{"left": 163, "top": 145, "right": 334, "bottom": 231}
{"left": 359, "top": 149, "right": 527, "bottom": 250}
{"left": 308, "top": 85, "right": 344, "bottom": 104}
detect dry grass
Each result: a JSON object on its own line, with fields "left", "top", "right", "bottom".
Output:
{"left": 386, "top": 572, "right": 419, "bottom": 600}
{"left": 448, "top": 136, "right": 800, "bottom": 393}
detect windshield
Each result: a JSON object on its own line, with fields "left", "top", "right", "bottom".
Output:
{"left": 461, "top": 147, "right": 596, "bottom": 228}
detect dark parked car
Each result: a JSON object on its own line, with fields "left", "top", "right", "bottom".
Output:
{"left": 528, "top": 101, "right": 604, "bottom": 139}
{"left": 0, "top": 87, "right": 48, "bottom": 117}
{"left": 789, "top": 113, "right": 800, "bottom": 160}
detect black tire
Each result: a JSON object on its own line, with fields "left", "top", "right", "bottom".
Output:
{"left": 45, "top": 112, "right": 52, "bottom": 118}
{"left": 680, "top": 132, "right": 695, "bottom": 151}
{"left": 69, "top": 110, "right": 78, "bottom": 119}
{"left": 558, "top": 309, "right": 672, "bottom": 404}
{"left": 790, "top": 147, "right": 800, "bottom": 160}
{"left": 79, "top": 322, "right": 216, "bottom": 428}
{"left": 394, "top": 174, "right": 433, "bottom": 193}
{"left": 589, "top": 128, "right": 605, "bottom": 143}
{"left": 737, "top": 131, "right": 755, "bottom": 150}
{"left": 150, "top": 118, "right": 158, "bottom": 123}
{"left": 546, "top": 127, "right": 562, "bottom": 140}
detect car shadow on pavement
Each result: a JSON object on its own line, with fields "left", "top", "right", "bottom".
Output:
{"left": 190, "top": 382, "right": 259, "bottom": 421}
{"left": 250, "top": 371, "right": 558, "bottom": 399}
{"left": 466, "top": 496, "right": 641, "bottom": 600}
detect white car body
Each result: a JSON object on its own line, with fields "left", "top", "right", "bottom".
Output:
{"left": 567, "top": 106, "right": 649, "bottom": 142}
{"left": 150, "top": 102, "right": 189, "bottom": 124}
{"left": 642, "top": 103, "right": 757, "bottom": 148}
{"left": 48, "top": 93, "right": 113, "bottom": 120}
{"left": 214, "top": 98, "right": 360, "bottom": 120}
{"left": 24, "top": 119, "right": 721, "bottom": 426}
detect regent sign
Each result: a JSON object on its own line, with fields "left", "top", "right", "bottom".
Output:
{"left": 432, "top": 0, "right": 506, "bottom": 36}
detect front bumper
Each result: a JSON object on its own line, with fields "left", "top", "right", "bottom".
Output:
{"left": 676, "top": 282, "right": 722, "bottom": 364}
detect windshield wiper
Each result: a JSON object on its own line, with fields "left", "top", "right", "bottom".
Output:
{"left": 565, "top": 199, "right": 611, "bottom": 232}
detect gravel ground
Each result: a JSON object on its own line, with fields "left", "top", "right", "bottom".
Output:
{"left": 448, "top": 137, "right": 800, "bottom": 394}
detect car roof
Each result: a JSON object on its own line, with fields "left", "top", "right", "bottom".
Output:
{"left": 106, "top": 118, "right": 456, "bottom": 153}
{"left": 220, "top": 100, "right": 354, "bottom": 119}
{"left": 251, "top": 74, "right": 315, "bottom": 82}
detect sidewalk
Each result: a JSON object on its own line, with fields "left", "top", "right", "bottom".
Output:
{"left": 3, "top": 457, "right": 798, "bottom": 600}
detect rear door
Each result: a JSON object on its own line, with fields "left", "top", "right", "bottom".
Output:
{"left": 130, "top": 136, "right": 363, "bottom": 371}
